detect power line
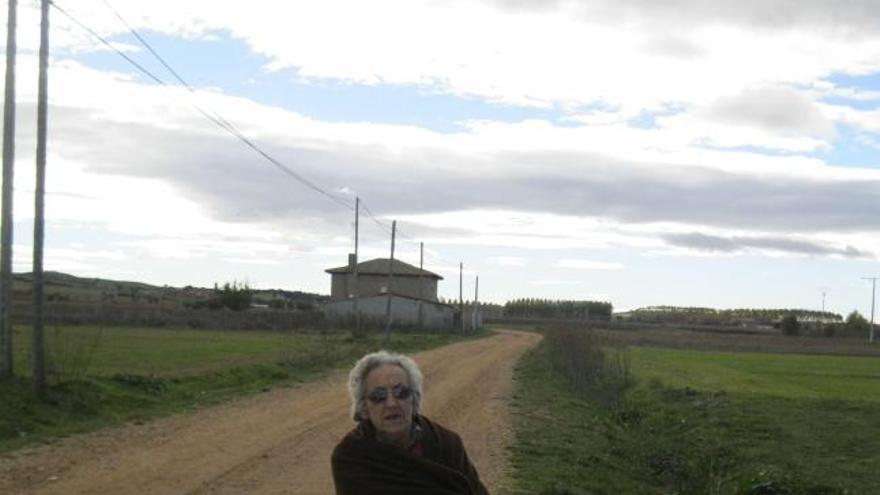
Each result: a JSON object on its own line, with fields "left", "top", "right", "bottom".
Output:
{"left": 358, "top": 199, "right": 393, "bottom": 235}
{"left": 50, "top": 1, "right": 164, "bottom": 85}
{"left": 55, "top": 1, "right": 473, "bottom": 290}
{"left": 354, "top": 202, "right": 455, "bottom": 265}
{"left": 52, "top": 0, "right": 354, "bottom": 211}
{"left": 99, "top": 0, "right": 191, "bottom": 90}
{"left": 349, "top": 202, "right": 460, "bottom": 278}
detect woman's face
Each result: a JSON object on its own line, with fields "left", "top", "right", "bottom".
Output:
{"left": 364, "top": 363, "right": 414, "bottom": 442}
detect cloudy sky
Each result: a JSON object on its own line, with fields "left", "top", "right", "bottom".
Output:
{"left": 3, "top": 0, "right": 880, "bottom": 315}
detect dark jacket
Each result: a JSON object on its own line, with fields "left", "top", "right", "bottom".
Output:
{"left": 331, "top": 415, "right": 489, "bottom": 495}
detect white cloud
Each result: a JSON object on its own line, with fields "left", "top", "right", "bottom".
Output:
{"left": 821, "top": 104, "right": 880, "bottom": 134}
{"left": 553, "top": 259, "right": 624, "bottom": 270}
{"left": 12, "top": 244, "right": 130, "bottom": 275}
{"left": 2, "top": 0, "right": 877, "bottom": 292}
{"left": 35, "top": 0, "right": 880, "bottom": 117}
{"left": 13, "top": 57, "right": 876, "bottom": 261}
{"left": 56, "top": 69, "right": 880, "bottom": 235}
{"left": 0, "top": 0, "right": 876, "bottom": 318}
{"left": 489, "top": 256, "right": 527, "bottom": 267}
{"left": 529, "top": 280, "right": 582, "bottom": 285}
{"left": 702, "top": 86, "right": 835, "bottom": 138}
{"left": 662, "top": 232, "right": 873, "bottom": 259}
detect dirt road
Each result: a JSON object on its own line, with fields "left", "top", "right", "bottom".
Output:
{"left": 0, "top": 329, "right": 539, "bottom": 495}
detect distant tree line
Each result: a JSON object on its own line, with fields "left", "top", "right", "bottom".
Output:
{"left": 626, "top": 306, "right": 842, "bottom": 326}
{"left": 190, "top": 281, "right": 253, "bottom": 311}
{"left": 840, "top": 310, "right": 873, "bottom": 336}
{"left": 779, "top": 310, "right": 873, "bottom": 337}
{"left": 503, "top": 298, "right": 613, "bottom": 320}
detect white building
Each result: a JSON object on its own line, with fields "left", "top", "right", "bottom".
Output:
{"left": 323, "top": 256, "right": 456, "bottom": 329}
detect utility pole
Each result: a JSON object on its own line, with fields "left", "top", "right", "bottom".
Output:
{"left": 33, "top": 0, "right": 50, "bottom": 395}
{"left": 472, "top": 275, "right": 479, "bottom": 331}
{"left": 0, "top": 0, "right": 18, "bottom": 379}
{"left": 863, "top": 277, "right": 877, "bottom": 344}
{"left": 383, "top": 220, "right": 396, "bottom": 343}
{"left": 352, "top": 197, "right": 359, "bottom": 334}
{"left": 417, "top": 242, "right": 423, "bottom": 330}
{"left": 459, "top": 262, "right": 464, "bottom": 334}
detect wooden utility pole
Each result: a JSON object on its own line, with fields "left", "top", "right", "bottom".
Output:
{"left": 383, "top": 220, "right": 396, "bottom": 343}
{"left": 459, "top": 262, "right": 464, "bottom": 334}
{"left": 32, "top": 0, "right": 50, "bottom": 395}
{"left": 0, "top": 0, "right": 18, "bottom": 379}
{"left": 352, "top": 197, "right": 360, "bottom": 333}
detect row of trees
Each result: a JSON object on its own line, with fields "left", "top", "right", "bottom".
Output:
{"left": 780, "top": 310, "right": 872, "bottom": 337}
{"left": 628, "top": 306, "right": 842, "bottom": 326}
{"left": 189, "top": 282, "right": 253, "bottom": 311}
{"left": 503, "top": 298, "right": 613, "bottom": 320}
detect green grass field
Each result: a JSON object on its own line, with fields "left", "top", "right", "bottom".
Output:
{"left": 629, "top": 346, "right": 880, "bottom": 402}
{"left": 1, "top": 325, "right": 476, "bottom": 452}
{"left": 511, "top": 330, "right": 880, "bottom": 495}
{"left": 10, "top": 325, "right": 398, "bottom": 377}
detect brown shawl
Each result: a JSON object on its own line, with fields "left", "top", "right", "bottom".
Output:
{"left": 331, "top": 415, "right": 489, "bottom": 495}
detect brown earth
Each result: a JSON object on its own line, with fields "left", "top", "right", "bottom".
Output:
{"left": 0, "top": 329, "right": 540, "bottom": 495}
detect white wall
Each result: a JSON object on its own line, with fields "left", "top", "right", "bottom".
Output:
{"left": 323, "top": 295, "right": 454, "bottom": 329}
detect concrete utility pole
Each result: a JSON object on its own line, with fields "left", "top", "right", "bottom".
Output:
{"left": 472, "top": 275, "right": 479, "bottom": 331}
{"left": 32, "top": 0, "right": 50, "bottom": 395}
{"left": 0, "top": 0, "right": 18, "bottom": 379}
{"left": 417, "top": 242, "right": 423, "bottom": 330}
{"left": 459, "top": 262, "right": 464, "bottom": 334}
{"left": 863, "top": 277, "right": 877, "bottom": 343}
{"left": 383, "top": 220, "right": 396, "bottom": 343}
{"left": 352, "top": 197, "right": 359, "bottom": 333}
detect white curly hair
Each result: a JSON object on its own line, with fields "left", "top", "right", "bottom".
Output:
{"left": 347, "top": 350, "right": 423, "bottom": 421}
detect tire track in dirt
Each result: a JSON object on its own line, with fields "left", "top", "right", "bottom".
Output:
{"left": 0, "top": 329, "right": 539, "bottom": 495}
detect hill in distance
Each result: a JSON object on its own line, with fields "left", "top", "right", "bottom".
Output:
{"left": 10, "top": 271, "right": 329, "bottom": 308}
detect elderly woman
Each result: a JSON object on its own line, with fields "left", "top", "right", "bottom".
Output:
{"left": 331, "top": 350, "right": 489, "bottom": 495}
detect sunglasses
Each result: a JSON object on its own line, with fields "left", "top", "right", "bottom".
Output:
{"left": 366, "top": 385, "right": 414, "bottom": 404}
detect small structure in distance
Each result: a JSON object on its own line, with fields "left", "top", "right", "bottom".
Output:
{"left": 323, "top": 256, "right": 455, "bottom": 329}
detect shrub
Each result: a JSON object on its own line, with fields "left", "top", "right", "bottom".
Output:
{"left": 193, "top": 281, "right": 253, "bottom": 311}
{"left": 844, "top": 311, "right": 871, "bottom": 336}
{"left": 738, "top": 471, "right": 847, "bottom": 495}
{"left": 779, "top": 314, "right": 800, "bottom": 336}
{"left": 46, "top": 327, "right": 104, "bottom": 383}
{"left": 545, "top": 327, "right": 632, "bottom": 406}
{"left": 821, "top": 323, "right": 836, "bottom": 338}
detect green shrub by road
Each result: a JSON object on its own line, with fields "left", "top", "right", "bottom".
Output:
{"left": 510, "top": 329, "right": 879, "bottom": 494}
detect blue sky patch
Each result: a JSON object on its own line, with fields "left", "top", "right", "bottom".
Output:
{"left": 627, "top": 103, "right": 686, "bottom": 129}
{"left": 695, "top": 143, "right": 800, "bottom": 157}
{"left": 813, "top": 124, "right": 880, "bottom": 168}
{"left": 628, "top": 110, "right": 657, "bottom": 129}
{"left": 821, "top": 72, "right": 880, "bottom": 110}
{"left": 68, "top": 30, "right": 566, "bottom": 133}
{"left": 828, "top": 72, "right": 880, "bottom": 91}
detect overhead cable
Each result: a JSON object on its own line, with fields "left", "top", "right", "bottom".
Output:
{"left": 52, "top": 0, "right": 354, "bottom": 211}
{"left": 54, "top": 0, "right": 469, "bottom": 274}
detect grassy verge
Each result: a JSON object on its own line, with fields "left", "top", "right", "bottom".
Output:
{"left": 510, "top": 328, "right": 879, "bottom": 494}
{"left": 1, "top": 325, "right": 486, "bottom": 453}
